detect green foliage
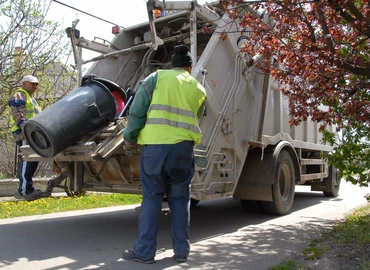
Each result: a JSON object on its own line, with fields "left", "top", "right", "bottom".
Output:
{"left": 322, "top": 126, "right": 370, "bottom": 188}
{"left": 0, "top": 193, "right": 143, "bottom": 219}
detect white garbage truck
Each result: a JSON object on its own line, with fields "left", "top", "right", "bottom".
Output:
{"left": 21, "top": 0, "right": 340, "bottom": 215}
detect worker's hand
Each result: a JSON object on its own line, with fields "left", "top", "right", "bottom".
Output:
{"left": 123, "top": 141, "right": 139, "bottom": 157}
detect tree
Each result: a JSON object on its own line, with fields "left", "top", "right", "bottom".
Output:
{"left": 0, "top": 0, "right": 78, "bottom": 177}
{"left": 220, "top": 0, "right": 370, "bottom": 188}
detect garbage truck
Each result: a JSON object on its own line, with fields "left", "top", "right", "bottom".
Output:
{"left": 20, "top": 0, "right": 340, "bottom": 215}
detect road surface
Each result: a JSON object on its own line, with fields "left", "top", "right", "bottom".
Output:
{"left": 0, "top": 181, "right": 369, "bottom": 270}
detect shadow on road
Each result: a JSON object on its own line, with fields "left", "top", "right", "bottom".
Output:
{"left": 0, "top": 189, "right": 343, "bottom": 270}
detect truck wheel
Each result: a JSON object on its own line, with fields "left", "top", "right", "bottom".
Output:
{"left": 261, "top": 150, "right": 295, "bottom": 215}
{"left": 240, "top": 200, "right": 263, "bottom": 213}
{"left": 323, "top": 165, "right": 340, "bottom": 197}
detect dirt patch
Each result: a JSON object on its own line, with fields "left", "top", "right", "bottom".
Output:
{"left": 292, "top": 229, "right": 370, "bottom": 270}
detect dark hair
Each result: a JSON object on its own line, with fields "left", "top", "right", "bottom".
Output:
{"left": 171, "top": 44, "right": 193, "bottom": 68}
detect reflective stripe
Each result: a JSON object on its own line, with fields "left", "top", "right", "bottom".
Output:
{"left": 148, "top": 104, "right": 195, "bottom": 118}
{"left": 146, "top": 118, "right": 201, "bottom": 133}
{"left": 25, "top": 110, "right": 37, "bottom": 114}
{"left": 137, "top": 69, "right": 205, "bottom": 145}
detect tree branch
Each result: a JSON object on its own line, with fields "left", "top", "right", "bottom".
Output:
{"left": 317, "top": 8, "right": 335, "bottom": 54}
{"left": 339, "top": 62, "right": 370, "bottom": 77}
{"left": 0, "top": 12, "right": 26, "bottom": 47}
{"left": 299, "top": 7, "right": 317, "bottom": 43}
{"left": 347, "top": 3, "right": 364, "bottom": 20}
{"left": 327, "top": 0, "right": 370, "bottom": 38}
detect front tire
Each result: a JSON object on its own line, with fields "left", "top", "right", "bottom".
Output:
{"left": 261, "top": 150, "right": 295, "bottom": 215}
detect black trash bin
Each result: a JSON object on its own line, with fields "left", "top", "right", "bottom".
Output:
{"left": 24, "top": 77, "right": 126, "bottom": 158}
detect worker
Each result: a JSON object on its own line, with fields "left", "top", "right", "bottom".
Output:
{"left": 9, "top": 75, "right": 43, "bottom": 200}
{"left": 122, "top": 44, "right": 206, "bottom": 264}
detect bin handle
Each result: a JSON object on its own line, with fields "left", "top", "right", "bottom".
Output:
{"left": 87, "top": 103, "right": 102, "bottom": 122}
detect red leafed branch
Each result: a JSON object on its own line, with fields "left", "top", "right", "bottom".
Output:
{"left": 222, "top": 0, "right": 370, "bottom": 127}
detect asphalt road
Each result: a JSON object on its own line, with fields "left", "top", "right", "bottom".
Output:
{"left": 0, "top": 181, "right": 369, "bottom": 270}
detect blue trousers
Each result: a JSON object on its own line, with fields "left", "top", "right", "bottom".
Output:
{"left": 17, "top": 140, "right": 38, "bottom": 195}
{"left": 133, "top": 141, "right": 194, "bottom": 258}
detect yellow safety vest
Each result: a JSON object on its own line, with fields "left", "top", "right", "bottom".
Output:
{"left": 10, "top": 89, "right": 40, "bottom": 133}
{"left": 138, "top": 69, "right": 206, "bottom": 145}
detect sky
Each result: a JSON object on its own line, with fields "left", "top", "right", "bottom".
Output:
{"left": 47, "top": 0, "right": 149, "bottom": 43}
{"left": 47, "top": 0, "right": 207, "bottom": 69}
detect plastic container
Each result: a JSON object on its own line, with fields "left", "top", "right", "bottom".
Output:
{"left": 24, "top": 77, "right": 126, "bottom": 158}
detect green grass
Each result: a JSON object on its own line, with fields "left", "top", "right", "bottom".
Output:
{"left": 271, "top": 260, "right": 307, "bottom": 270}
{"left": 302, "top": 240, "right": 326, "bottom": 260}
{"left": 333, "top": 206, "right": 370, "bottom": 246}
{"left": 0, "top": 193, "right": 142, "bottom": 219}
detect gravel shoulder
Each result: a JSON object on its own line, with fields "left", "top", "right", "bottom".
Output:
{"left": 275, "top": 205, "right": 370, "bottom": 270}
{"left": 293, "top": 230, "right": 370, "bottom": 270}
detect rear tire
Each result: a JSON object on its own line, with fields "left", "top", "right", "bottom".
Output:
{"left": 323, "top": 165, "right": 340, "bottom": 197}
{"left": 261, "top": 150, "right": 295, "bottom": 215}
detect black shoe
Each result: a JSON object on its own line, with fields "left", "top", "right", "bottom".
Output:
{"left": 14, "top": 189, "right": 43, "bottom": 200}
{"left": 24, "top": 189, "right": 43, "bottom": 200}
{"left": 122, "top": 249, "right": 155, "bottom": 264}
{"left": 173, "top": 254, "right": 188, "bottom": 262}
{"left": 26, "top": 189, "right": 42, "bottom": 197}
{"left": 14, "top": 193, "right": 23, "bottom": 200}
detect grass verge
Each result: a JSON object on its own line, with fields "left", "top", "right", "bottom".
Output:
{"left": 333, "top": 205, "right": 370, "bottom": 245}
{"left": 0, "top": 193, "right": 142, "bottom": 219}
{"left": 301, "top": 239, "right": 327, "bottom": 260}
{"left": 272, "top": 204, "right": 370, "bottom": 270}
{"left": 270, "top": 260, "right": 307, "bottom": 270}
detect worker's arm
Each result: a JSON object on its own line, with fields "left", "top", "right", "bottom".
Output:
{"left": 9, "top": 92, "right": 28, "bottom": 127}
{"left": 196, "top": 83, "right": 207, "bottom": 119}
{"left": 197, "top": 100, "right": 206, "bottom": 119}
{"left": 123, "top": 72, "right": 158, "bottom": 143}
{"left": 8, "top": 92, "right": 28, "bottom": 141}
